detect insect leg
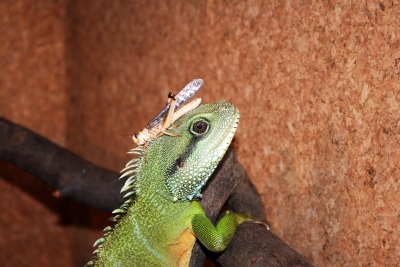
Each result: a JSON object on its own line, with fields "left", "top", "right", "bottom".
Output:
{"left": 161, "top": 93, "right": 177, "bottom": 129}
{"left": 170, "top": 98, "right": 201, "bottom": 125}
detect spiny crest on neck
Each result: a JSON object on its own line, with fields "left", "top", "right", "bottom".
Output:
{"left": 85, "top": 145, "right": 144, "bottom": 267}
{"left": 120, "top": 146, "right": 144, "bottom": 198}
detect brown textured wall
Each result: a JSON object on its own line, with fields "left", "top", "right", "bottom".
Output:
{"left": 1, "top": 0, "right": 399, "bottom": 266}
{"left": 0, "top": 1, "right": 75, "bottom": 266}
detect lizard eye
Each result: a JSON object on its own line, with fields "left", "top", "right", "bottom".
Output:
{"left": 192, "top": 121, "right": 208, "bottom": 134}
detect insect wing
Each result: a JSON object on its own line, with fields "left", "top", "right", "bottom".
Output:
{"left": 174, "top": 78, "right": 203, "bottom": 109}
{"left": 145, "top": 103, "right": 171, "bottom": 130}
{"left": 145, "top": 79, "right": 203, "bottom": 129}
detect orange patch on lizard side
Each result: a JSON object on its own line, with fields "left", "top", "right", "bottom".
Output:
{"left": 168, "top": 228, "right": 196, "bottom": 267}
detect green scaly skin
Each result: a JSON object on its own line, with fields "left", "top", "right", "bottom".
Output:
{"left": 86, "top": 101, "right": 268, "bottom": 267}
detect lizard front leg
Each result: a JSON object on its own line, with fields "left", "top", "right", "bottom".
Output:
{"left": 191, "top": 211, "right": 269, "bottom": 253}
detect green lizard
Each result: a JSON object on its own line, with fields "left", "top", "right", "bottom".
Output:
{"left": 86, "top": 101, "right": 268, "bottom": 267}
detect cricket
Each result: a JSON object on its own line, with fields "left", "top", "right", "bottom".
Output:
{"left": 132, "top": 79, "right": 203, "bottom": 149}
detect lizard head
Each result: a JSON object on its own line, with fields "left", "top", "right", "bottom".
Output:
{"left": 158, "top": 100, "right": 239, "bottom": 202}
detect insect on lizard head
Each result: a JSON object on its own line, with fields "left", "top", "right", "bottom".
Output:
{"left": 158, "top": 101, "right": 240, "bottom": 202}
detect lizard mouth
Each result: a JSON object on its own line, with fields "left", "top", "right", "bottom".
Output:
{"left": 204, "top": 108, "right": 239, "bottom": 162}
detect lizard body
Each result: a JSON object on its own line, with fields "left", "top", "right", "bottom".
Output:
{"left": 87, "top": 101, "right": 267, "bottom": 267}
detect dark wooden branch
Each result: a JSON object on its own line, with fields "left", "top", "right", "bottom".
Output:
{"left": 0, "top": 117, "right": 313, "bottom": 267}
{"left": 0, "top": 117, "right": 124, "bottom": 212}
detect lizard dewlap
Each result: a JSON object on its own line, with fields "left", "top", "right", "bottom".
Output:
{"left": 86, "top": 100, "right": 268, "bottom": 267}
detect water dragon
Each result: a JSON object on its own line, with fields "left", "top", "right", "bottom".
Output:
{"left": 86, "top": 100, "right": 268, "bottom": 267}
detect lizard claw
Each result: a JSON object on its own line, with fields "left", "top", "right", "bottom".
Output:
{"left": 243, "top": 212, "right": 270, "bottom": 230}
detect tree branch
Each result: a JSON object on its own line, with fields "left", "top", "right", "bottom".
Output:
{"left": 0, "top": 117, "right": 313, "bottom": 267}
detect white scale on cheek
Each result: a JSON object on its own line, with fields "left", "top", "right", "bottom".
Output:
{"left": 216, "top": 148, "right": 226, "bottom": 158}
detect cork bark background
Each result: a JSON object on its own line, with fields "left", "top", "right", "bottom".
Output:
{"left": 1, "top": 1, "right": 399, "bottom": 266}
